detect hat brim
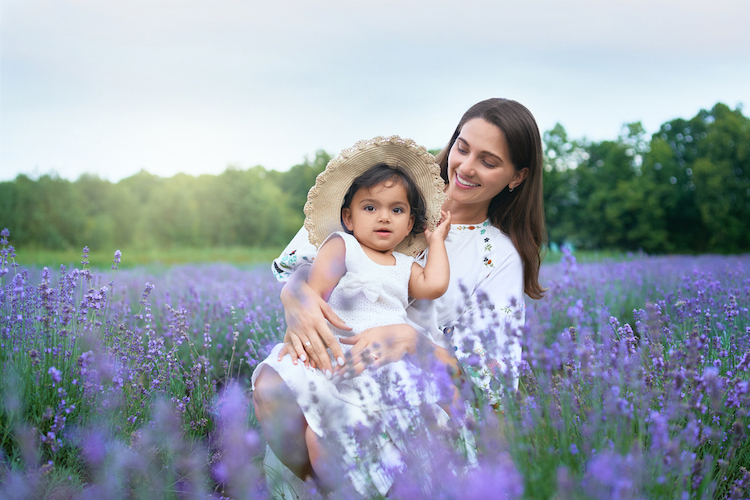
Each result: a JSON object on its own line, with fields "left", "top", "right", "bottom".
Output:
{"left": 304, "top": 136, "right": 447, "bottom": 256}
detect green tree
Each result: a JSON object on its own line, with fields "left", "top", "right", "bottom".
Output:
{"left": 543, "top": 124, "right": 587, "bottom": 247}
{"left": 690, "top": 103, "right": 750, "bottom": 251}
{"left": 268, "top": 150, "right": 331, "bottom": 217}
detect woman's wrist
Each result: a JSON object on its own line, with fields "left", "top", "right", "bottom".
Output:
{"left": 280, "top": 264, "right": 311, "bottom": 303}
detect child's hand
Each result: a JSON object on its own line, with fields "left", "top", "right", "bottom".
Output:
{"left": 424, "top": 210, "right": 451, "bottom": 245}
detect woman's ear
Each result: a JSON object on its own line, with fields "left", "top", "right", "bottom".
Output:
{"left": 341, "top": 208, "right": 354, "bottom": 231}
{"left": 510, "top": 167, "right": 529, "bottom": 190}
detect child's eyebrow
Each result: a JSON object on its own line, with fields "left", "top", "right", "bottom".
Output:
{"left": 358, "top": 198, "right": 408, "bottom": 206}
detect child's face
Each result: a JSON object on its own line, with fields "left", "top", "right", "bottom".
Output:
{"left": 341, "top": 179, "right": 415, "bottom": 254}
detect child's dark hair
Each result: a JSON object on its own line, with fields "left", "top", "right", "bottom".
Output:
{"left": 341, "top": 163, "right": 427, "bottom": 236}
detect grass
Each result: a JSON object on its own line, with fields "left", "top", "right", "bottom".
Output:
{"left": 13, "top": 246, "right": 286, "bottom": 269}
{"left": 541, "top": 248, "right": 644, "bottom": 264}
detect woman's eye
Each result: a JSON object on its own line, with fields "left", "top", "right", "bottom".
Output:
{"left": 482, "top": 158, "right": 497, "bottom": 168}
{"left": 457, "top": 143, "right": 468, "bottom": 154}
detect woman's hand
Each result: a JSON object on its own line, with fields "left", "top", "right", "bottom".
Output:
{"left": 333, "top": 324, "right": 419, "bottom": 380}
{"left": 277, "top": 271, "right": 350, "bottom": 376}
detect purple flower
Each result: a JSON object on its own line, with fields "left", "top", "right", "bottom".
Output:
{"left": 112, "top": 249, "right": 122, "bottom": 270}
{"left": 48, "top": 366, "right": 62, "bottom": 384}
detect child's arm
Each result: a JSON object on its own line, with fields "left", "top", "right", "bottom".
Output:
{"left": 408, "top": 211, "right": 451, "bottom": 300}
{"left": 307, "top": 235, "right": 347, "bottom": 302}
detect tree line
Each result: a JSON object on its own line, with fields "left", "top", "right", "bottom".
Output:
{"left": 1, "top": 102, "right": 748, "bottom": 254}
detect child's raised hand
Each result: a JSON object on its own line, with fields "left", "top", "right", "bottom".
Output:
{"left": 424, "top": 210, "right": 451, "bottom": 244}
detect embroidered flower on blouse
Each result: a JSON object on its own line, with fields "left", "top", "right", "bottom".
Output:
{"left": 455, "top": 220, "right": 491, "bottom": 231}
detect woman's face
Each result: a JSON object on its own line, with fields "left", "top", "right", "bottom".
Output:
{"left": 446, "top": 118, "right": 528, "bottom": 215}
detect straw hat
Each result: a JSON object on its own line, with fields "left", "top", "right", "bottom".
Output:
{"left": 304, "top": 136, "right": 447, "bottom": 256}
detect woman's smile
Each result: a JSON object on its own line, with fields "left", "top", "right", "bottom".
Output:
{"left": 454, "top": 172, "right": 480, "bottom": 188}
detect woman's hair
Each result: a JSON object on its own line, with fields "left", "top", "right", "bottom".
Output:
{"left": 340, "top": 163, "right": 427, "bottom": 236}
{"left": 435, "top": 98, "right": 547, "bottom": 299}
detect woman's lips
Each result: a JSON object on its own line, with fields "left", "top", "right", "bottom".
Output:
{"left": 455, "top": 172, "right": 479, "bottom": 188}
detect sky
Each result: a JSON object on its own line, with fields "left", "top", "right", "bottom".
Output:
{"left": 1, "top": 0, "right": 749, "bottom": 182}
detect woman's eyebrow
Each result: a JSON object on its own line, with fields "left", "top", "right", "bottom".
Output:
{"left": 457, "top": 137, "right": 504, "bottom": 162}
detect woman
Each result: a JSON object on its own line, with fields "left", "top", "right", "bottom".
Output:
{"left": 253, "top": 98, "right": 546, "bottom": 495}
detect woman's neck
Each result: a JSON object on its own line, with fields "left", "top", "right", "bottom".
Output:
{"left": 442, "top": 199, "right": 489, "bottom": 225}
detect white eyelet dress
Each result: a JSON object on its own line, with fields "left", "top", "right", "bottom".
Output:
{"left": 253, "top": 231, "right": 443, "bottom": 497}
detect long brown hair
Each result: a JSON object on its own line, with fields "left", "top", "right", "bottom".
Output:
{"left": 435, "top": 98, "right": 547, "bottom": 299}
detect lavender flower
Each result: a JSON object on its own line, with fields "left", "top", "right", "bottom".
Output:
{"left": 112, "top": 249, "right": 122, "bottom": 270}
{"left": 48, "top": 366, "right": 62, "bottom": 384}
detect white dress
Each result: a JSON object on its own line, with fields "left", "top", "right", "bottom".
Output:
{"left": 254, "top": 232, "right": 441, "bottom": 496}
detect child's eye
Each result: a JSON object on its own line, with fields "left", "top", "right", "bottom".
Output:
{"left": 364, "top": 205, "right": 375, "bottom": 212}
{"left": 392, "top": 207, "right": 404, "bottom": 214}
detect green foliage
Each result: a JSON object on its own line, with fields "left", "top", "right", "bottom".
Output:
{"left": 543, "top": 103, "right": 750, "bottom": 253}
{"left": 1, "top": 161, "right": 312, "bottom": 252}
{"left": 266, "top": 150, "right": 331, "bottom": 217}
{"left": 2, "top": 103, "right": 748, "bottom": 254}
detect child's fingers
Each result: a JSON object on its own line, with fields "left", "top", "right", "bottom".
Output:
{"left": 338, "top": 333, "right": 361, "bottom": 346}
{"left": 277, "top": 341, "right": 298, "bottom": 365}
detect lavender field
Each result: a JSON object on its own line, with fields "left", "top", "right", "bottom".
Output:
{"left": 1, "top": 228, "right": 749, "bottom": 499}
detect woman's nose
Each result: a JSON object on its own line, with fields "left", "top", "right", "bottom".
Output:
{"left": 458, "top": 159, "right": 476, "bottom": 176}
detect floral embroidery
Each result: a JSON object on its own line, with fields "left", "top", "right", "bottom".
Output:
{"left": 280, "top": 251, "right": 297, "bottom": 268}
{"left": 456, "top": 220, "right": 491, "bottom": 231}
{"left": 272, "top": 250, "right": 314, "bottom": 281}
{"left": 483, "top": 256, "right": 493, "bottom": 268}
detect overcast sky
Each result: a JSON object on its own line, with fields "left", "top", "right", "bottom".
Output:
{"left": 1, "top": 0, "right": 748, "bottom": 182}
